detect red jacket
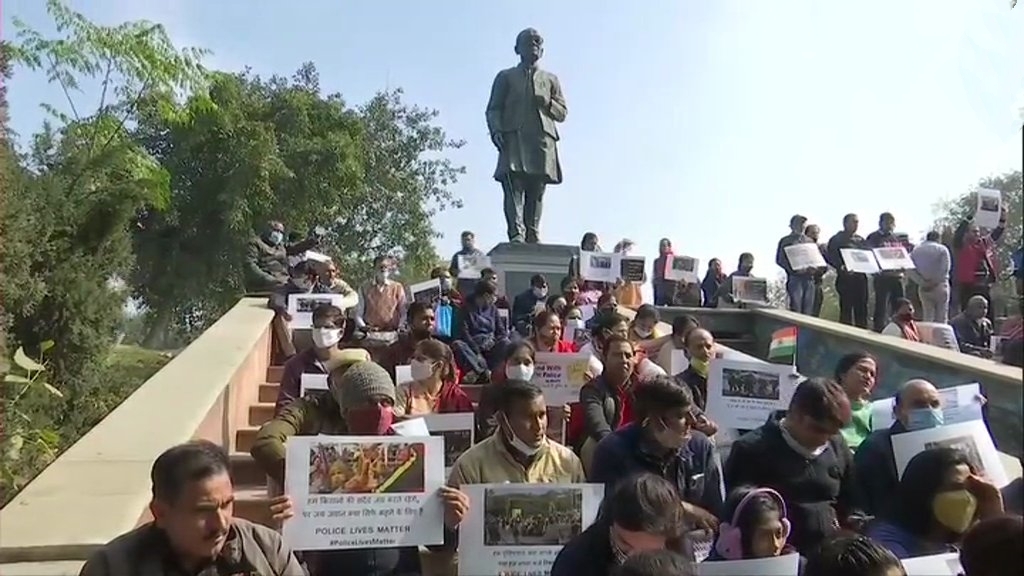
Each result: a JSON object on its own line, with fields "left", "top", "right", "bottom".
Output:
{"left": 955, "top": 239, "right": 998, "bottom": 285}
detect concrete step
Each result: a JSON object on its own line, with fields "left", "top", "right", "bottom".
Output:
{"left": 259, "top": 383, "right": 279, "bottom": 403}
{"left": 230, "top": 452, "right": 266, "bottom": 487}
{"left": 267, "top": 365, "right": 284, "bottom": 384}
{"left": 233, "top": 486, "right": 274, "bottom": 528}
{"left": 249, "top": 403, "right": 276, "bottom": 427}
{"left": 236, "top": 426, "right": 259, "bottom": 454}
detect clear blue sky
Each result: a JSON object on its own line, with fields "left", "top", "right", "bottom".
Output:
{"left": 4, "top": 1, "right": 1022, "bottom": 297}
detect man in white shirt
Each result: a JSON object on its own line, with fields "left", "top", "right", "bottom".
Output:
{"left": 909, "top": 231, "right": 952, "bottom": 323}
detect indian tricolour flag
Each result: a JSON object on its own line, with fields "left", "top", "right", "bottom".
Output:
{"left": 768, "top": 326, "right": 798, "bottom": 361}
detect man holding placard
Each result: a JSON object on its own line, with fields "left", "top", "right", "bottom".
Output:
{"left": 826, "top": 213, "right": 870, "bottom": 328}
{"left": 775, "top": 215, "right": 819, "bottom": 315}
{"left": 867, "top": 212, "right": 910, "bottom": 332}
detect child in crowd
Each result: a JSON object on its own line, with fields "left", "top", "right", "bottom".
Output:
{"left": 707, "top": 485, "right": 797, "bottom": 561}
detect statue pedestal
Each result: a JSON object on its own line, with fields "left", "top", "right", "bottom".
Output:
{"left": 487, "top": 242, "right": 577, "bottom": 297}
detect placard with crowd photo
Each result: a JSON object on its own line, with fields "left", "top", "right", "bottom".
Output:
{"left": 900, "top": 551, "right": 963, "bottom": 575}
{"left": 531, "top": 352, "right": 591, "bottom": 406}
{"left": 974, "top": 187, "right": 1002, "bottom": 229}
{"left": 840, "top": 248, "right": 881, "bottom": 274}
{"left": 666, "top": 255, "right": 700, "bottom": 282}
{"left": 420, "top": 412, "right": 474, "bottom": 476}
{"left": 870, "top": 382, "right": 984, "bottom": 431}
{"left": 579, "top": 250, "right": 618, "bottom": 283}
{"left": 283, "top": 436, "right": 445, "bottom": 550}
{"left": 409, "top": 278, "right": 441, "bottom": 304}
{"left": 457, "top": 253, "right": 491, "bottom": 279}
{"left": 783, "top": 242, "right": 827, "bottom": 271}
{"left": 457, "top": 483, "right": 603, "bottom": 576}
{"left": 731, "top": 276, "right": 769, "bottom": 304}
{"left": 871, "top": 246, "right": 916, "bottom": 271}
{"left": 299, "top": 373, "right": 329, "bottom": 399}
{"left": 695, "top": 552, "right": 801, "bottom": 575}
{"left": 618, "top": 255, "right": 646, "bottom": 283}
{"left": 705, "top": 359, "right": 800, "bottom": 430}
{"left": 891, "top": 419, "right": 1009, "bottom": 488}
{"left": 287, "top": 293, "right": 348, "bottom": 329}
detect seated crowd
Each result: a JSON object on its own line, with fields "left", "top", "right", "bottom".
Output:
{"left": 77, "top": 221, "right": 1023, "bottom": 576}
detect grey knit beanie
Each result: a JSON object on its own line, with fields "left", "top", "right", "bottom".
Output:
{"left": 335, "top": 361, "right": 396, "bottom": 409}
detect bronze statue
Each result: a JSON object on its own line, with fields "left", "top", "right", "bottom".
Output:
{"left": 486, "top": 28, "right": 567, "bottom": 244}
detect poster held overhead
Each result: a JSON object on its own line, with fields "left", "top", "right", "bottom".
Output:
{"left": 974, "top": 188, "right": 1002, "bottom": 229}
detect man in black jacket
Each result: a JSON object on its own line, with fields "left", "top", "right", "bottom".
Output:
{"left": 866, "top": 212, "right": 907, "bottom": 332}
{"left": 724, "top": 378, "right": 862, "bottom": 554}
{"left": 826, "top": 213, "right": 870, "bottom": 328}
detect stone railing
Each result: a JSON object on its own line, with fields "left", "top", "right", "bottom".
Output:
{"left": 0, "top": 298, "right": 275, "bottom": 572}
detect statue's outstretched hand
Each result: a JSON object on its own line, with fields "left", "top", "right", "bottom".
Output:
{"left": 490, "top": 132, "right": 504, "bottom": 150}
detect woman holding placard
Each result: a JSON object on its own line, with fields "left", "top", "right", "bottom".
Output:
{"left": 393, "top": 339, "right": 473, "bottom": 418}
{"left": 866, "top": 447, "right": 1005, "bottom": 559}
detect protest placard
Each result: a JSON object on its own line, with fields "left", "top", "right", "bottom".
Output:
{"left": 421, "top": 413, "right": 474, "bottom": 475}
{"left": 532, "top": 352, "right": 590, "bottom": 406}
{"left": 870, "top": 383, "right": 984, "bottom": 431}
{"left": 840, "top": 248, "right": 881, "bottom": 274}
{"left": 872, "top": 246, "right": 916, "bottom": 271}
{"left": 974, "top": 188, "right": 1002, "bottom": 229}
{"left": 457, "top": 254, "right": 492, "bottom": 279}
{"left": 891, "top": 420, "right": 1008, "bottom": 487}
{"left": 706, "top": 359, "right": 799, "bottom": 430}
{"left": 580, "top": 250, "right": 618, "bottom": 283}
{"left": 283, "top": 435, "right": 445, "bottom": 550}
{"left": 299, "top": 373, "right": 329, "bottom": 399}
{"left": 457, "top": 483, "right": 603, "bottom": 576}
{"left": 410, "top": 278, "right": 441, "bottom": 304}
{"left": 696, "top": 553, "right": 801, "bottom": 575}
{"left": 901, "top": 552, "right": 962, "bottom": 575}
{"left": 731, "top": 277, "right": 768, "bottom": 304}
{"left": 618, "top": 255, "right": 646, "bottom": 283}
{"left": 666, "top": 255, "right": 700, "bottom": 282}
{"left": 783, "top": 243, "right": 826, "bottom": 271}
{"left": 287, "top": 293, "right": 348, "bottom": 329}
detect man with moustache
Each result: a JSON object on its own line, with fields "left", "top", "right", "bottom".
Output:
{"left": 80, "top": 441, "right": 301, "bottom": 575}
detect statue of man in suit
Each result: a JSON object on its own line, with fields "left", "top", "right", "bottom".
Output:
{"left": 486, "top": 28, "right": 567, "bottom": 244}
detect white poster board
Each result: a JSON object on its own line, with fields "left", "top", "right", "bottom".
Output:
{"left": 670, "top": 350, "right": 689, "bottom": 375}
{"left": 975, "top": 188, "right": 1002, "bottom": 229}
{"left": 395, "top": 365, "right": 412, "bottom": 386}
{"left": 531, "top": 352, "right": 591, "bottom": 406}
{"left": 872, "top": 246, "right": 916, "bottom": 271}
{"left": 732, "top": 276, "right": 769, "bottom": 304}
{"left": 666, "top": 255, "right": 700, "bottom": 282}
{"left": 901, "top": 552, "right": 963, "bottom": 576}
{"left": 870, "top": 382, "right": 984, "bottom": 431}
{"left": 457, "top": 483, "right": 604, "bottom": 576}
{"left": 696, "top": 553, "right": 801, "bottom": 575}
{"left": 287, "top": 293, "right": 348, "bottom": 329}
{"left": 283, "top": 435, "right": 445, "bottom": 550}
{"left": 409, "top": 278, "right": 441, "bottom": 304}
{"left": 457, "top": 254, "right": 491, "bottom": 279}
{"left": 891, "top": 419, "right": 1008, "bottom": 487}
{"left": 783, "top": 243, "right": 827, "bottom": 271}
{"left": 420, "top": 412, "right": 474, "bottom": 476}
{"left": 706, "top": 359, "right": 800, "bottom": 430}
{"left": 579, "top": 250, "right": 618, "bottom": 283}
{"left": 840, "top": 248, "right": 881, "bottom": 274}
{"left": 299, "top": 373, "right": 329, "bottom": 398}
{"left": 302, "top": 250, "right": 332, "bottom": 264}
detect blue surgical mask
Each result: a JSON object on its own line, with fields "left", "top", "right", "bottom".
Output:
{"left": 906, "top": 407, "right": 944, "bottom": 431}
{"left": 269, "top": 231, "right": 284, "bottom": 245}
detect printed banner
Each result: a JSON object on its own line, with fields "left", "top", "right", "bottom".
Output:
{"left": 283, "top": 435, "right": 445, "bottom": 550}
{"left": 457, "top": 483, "right": 604, "bottom": 576}
{"left": 531, "top": 352, "right": 591, "bottom": 406}
{"left": 706, "top": 359, "right": 800, "bottom": 430}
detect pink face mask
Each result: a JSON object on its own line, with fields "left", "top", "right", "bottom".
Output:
{"left": 346, "top": 405, "right": 395, "bottom": 435}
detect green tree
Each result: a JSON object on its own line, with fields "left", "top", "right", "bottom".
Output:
{"left": 131, "top": 67, "right": 465, "bottom": 344}
{"left": 933, "top": 170, "right": 1022, "bottom": 316}
{"left": 1, "top": 0, "right": 203, "bottom": 499}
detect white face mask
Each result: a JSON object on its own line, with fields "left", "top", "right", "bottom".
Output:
{"left": 533, "top": 287, "right": 548, "bottom": 299}
{"left": 409, "top": 359, "right": 436, "bottom": 381}
{"left": 311, "top": 327, "right": 342, "bottom": 349}
{"left": 505, "top": 364, "right": 535, "bottom": 382}
{"left": 780, "top": 419, "right": 829, "bottom": 459}
{"left": 634, "top": 326, "right": 653, "bottom": 338}
{"left": 500, "top": 413, "right": 543, "bottom": 456}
